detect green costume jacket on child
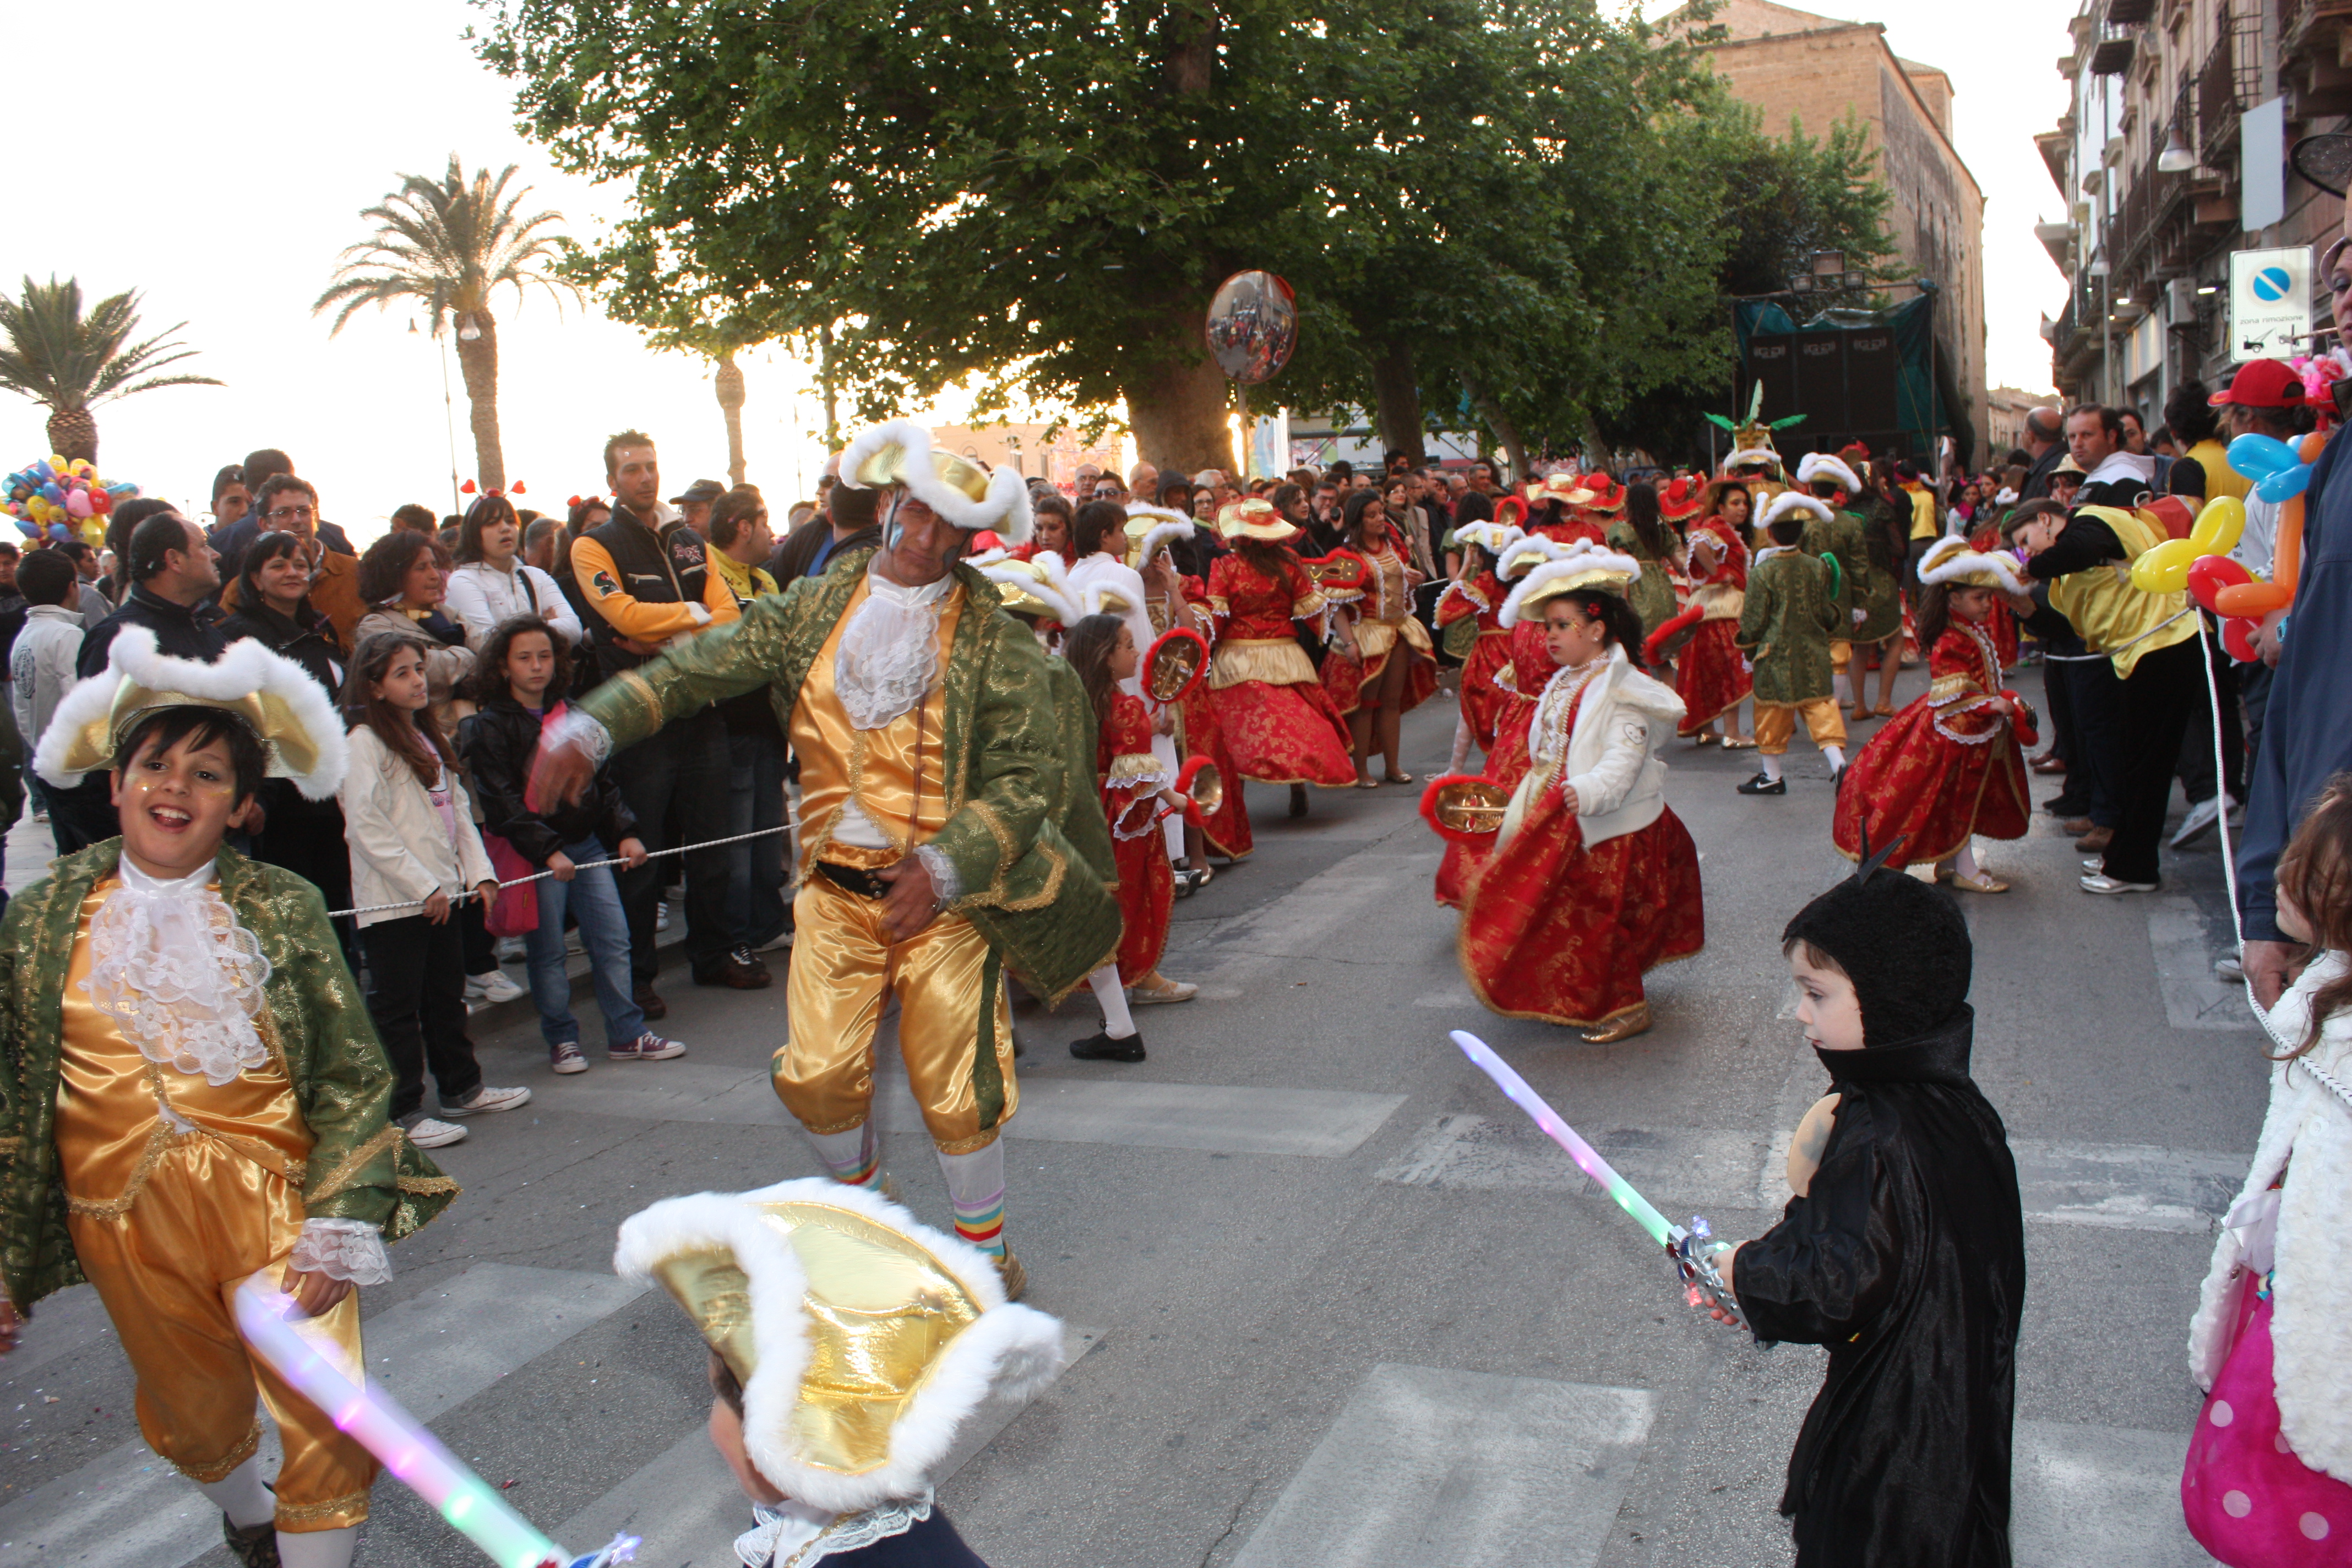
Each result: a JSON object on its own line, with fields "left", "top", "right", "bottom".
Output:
{"left": 1736, "top": 547, "right": 1842, "bottom": 707}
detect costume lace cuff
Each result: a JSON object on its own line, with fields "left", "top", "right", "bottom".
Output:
{"left": 913, "top": 843, "right": 963, "bottom": 907}
{"left": 289, "top": 1218, "right": 393, "bottom": 1286}
{"left": 548, "top": 707, "right": 614, "bottom": 766}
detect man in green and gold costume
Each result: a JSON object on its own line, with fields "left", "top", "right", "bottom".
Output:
{"left": 535, "top": 421, "right": 1117, "bottom": 1299}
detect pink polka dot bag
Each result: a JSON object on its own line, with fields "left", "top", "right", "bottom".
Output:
{"left": 2182, "top": 1273, "right": 2352, "bottom": 1564}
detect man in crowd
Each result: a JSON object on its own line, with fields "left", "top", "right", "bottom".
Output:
{"left": 2119, "top": 407, "right": 2172, "bottom": 491}
{"left": 2062, "top": 404, "right": 2154, "bottom": 509}
{"left": 522, "top": 514, "right": 562, "bottom": 574}
{"left": 706, "top": 487, "right": 794, "bottom": 957}
{"left": 221, "top": 475, "right": 366, "bottom": 643}
{"left": 673, "top": 478, "right": 726, "bottom": 539}
{"left": 571, "top": 431, "right": 766, "bottom": 1012}
{"left": 390, "top": 503, "right": 439, "bottom": 536}
{"left": 55, "top": 540, "right": 110, "bottom": 626}
{"left": 209, "top": 464, "right": 249, "bottom": 541}
{"left": 768, "top": 471, "right": 882, "bottom": 586}
{"left": 1129, "top": 461, "right": 1160, "bottom": 504}
{"left": 2017, "top": 407, "right": 2067, "bottom": 500}
{"left": 532, "top": 421, "right": 1117, "bottom": 1297}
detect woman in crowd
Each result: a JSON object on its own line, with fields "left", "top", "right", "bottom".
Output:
{"left": 1206, "top": 497, "right": 1358, "bottom": 816}
{"left": 1020, "top": 493, "right": 1074, "bottom": 563}
{"left": 445, "top": 489, "right": 582, "bottom": 652}
{"left": 356, "top": 529, "right": 476, "bottom": 731}
{"left": 1524, "top": 473, "right": 1603, "bottom": 547}
{"left": 1323, "top": 487, "right": 1436, "bottom": 787}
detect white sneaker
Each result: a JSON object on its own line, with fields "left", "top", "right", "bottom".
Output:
{"left": 655, "top": 901, "right": 672, "bottom": 934}
{"left": 465, "top": 970, "right": 527, "bottom": 1005}
{"left": 751, "top": 929, "right": 795, "bottom": 953}
{"left": 402, "top": 1115, "right": 469, "bottom": 1148}
{"left": 494, "top": 935, "right": 529, "bottom": 963}
{"left": 2080, "top": 873, "right": 2159, "bottom": 895}
{"left": 2169, "top": 794, "right": 2232, "bottom": 850}
{"left": 2215, "top": 955, "right": 2245, "bottom": 983}
{"left": 443, "top": 1084, "right": 533, "bottom": 1116}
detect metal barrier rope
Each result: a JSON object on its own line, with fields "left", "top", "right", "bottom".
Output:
{"left": 324, "top": 823, "right": 797, "bottom": 921}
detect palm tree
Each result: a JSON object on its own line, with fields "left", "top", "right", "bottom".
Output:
{"left": 314, "top": 155, "right": 577, "bottom": 490}
{"left": 0, "top": 276, "right": 221, "bottom": 464}
{"left": 713, "top": 351, "right": 748, "bottom": 488}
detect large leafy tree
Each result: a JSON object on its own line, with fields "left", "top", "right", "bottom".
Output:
{"left": 314, "top": 155, "right": 578, "bottom": 489}
{"left": 0, "top": 276, "right": 220, "bottom": 464}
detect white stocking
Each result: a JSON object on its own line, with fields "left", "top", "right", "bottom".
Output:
{"left": 1088, "top": 963, "right": 1137, "bottom": 1039}
{"left": 1822, "top": 744, "right": 1847, "bottom": 771}
{"left": 1447, "top": 711, "right": 1474, "bottom": 773}
{"left": 1760, "top": 753, "right": 1784, "bottom": 782}
{"left": 276, "top": 1526, "right": 358, "bottom": 1568}
{"left": 199, "top": 1458, "right": 274, "bottom": 1530}
{"left": 1954, "top": 842, "right": 1981, "bottom": 880}
{"left": 1833, "top": 671, "right": 1852, "bottom": 707}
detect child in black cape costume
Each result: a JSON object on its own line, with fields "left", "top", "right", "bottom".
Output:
{"left": 1721, "top": 839, "right": 2027, "bottom": 1567}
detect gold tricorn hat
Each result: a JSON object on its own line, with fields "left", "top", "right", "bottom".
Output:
{"left": 1499, "top": 542, "right": 1643, "bottom": 627}
{"left": 1215, "top": 497, "right": 1299, "bottom": 541}
{"left": 970, "top": 549, "right": 1085, "bottom": 626}
{"left": 614, "top": 1178, "right": 1065, "bottom": 1513}
{"left": 34, "top": 626, "right": 347, "bottom": 799}
{"left": 1530, "top": 472, "right": 1597, "bottom": 508}
{"left": 1495, "top": 533, "right": 1567, "bottom": 582}
{"left": 1917, "top": 535, "right": 2028, "bottom": 595}
{"left": 841, "top": 420, "right": 1034, "bottom": 545}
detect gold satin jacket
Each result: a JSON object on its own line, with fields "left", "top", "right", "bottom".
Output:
{"left": 0, "top": 842, "right": 456, "bottom": 1311}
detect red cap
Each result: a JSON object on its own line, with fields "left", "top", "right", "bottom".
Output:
{"left": 2211, "top": 359, "right": 2306, "bottom": 408}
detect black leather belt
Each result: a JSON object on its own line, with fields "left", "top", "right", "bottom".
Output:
{"left": 815, "top": 861, "right": 890, "bottom": 900}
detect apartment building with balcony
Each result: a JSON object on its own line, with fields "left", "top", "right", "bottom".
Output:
{"left": 2039, "top": 0, "right": 2348, "bottom": 422}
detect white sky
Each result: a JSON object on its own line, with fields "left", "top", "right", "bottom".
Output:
{"left": 13, "top": 0, "right": 2067, "bottom": 543}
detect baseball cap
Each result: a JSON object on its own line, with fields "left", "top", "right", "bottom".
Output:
{"left": 2209, "top": 360, "right": 2306, "bottom": 409}
{"left": 670, "top": 477, "right": 727, "bottom": 505}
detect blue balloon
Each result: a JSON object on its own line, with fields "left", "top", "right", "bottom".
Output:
{"left": 39, "top": 482, "right": 62, "bottom": 503}
{"left": 2256, "top": 463, "right": 2312, "bottom": 503}
{"left": 2227, "top": 432, "right": 2299, "bottom": 481}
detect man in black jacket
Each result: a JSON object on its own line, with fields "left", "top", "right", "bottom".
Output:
{"left": 767, "top": 484, "right": 882, "bottom": 586}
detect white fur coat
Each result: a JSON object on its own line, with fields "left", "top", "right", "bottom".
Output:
{"left": 2187, "top": 951, "right": 2352, "bottom": 1482}
{"left": 1498, "top": 645, "right": 1686, "bottom": 851}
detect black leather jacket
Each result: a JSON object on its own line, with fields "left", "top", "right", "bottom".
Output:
{"left": 456, "top": 695, "right": 638, "bottom": 867}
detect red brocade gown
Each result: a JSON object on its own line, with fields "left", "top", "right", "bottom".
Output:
{"left": 1320, "top": 546, "right": 1438, "bottom": 716}
{"left": 1436, "top": 619, "right": 1556, "bottom": 908}
{"left": 1098, "top": 690, "right": 1175, "bottom": 982}
{"left": 1459, "top": 654, "right": 1705, "bottom": 1027}
{"left": 1168, "top": 578, "right": 1253, "bottom": 859}
{"left": 1436, "top": 573, "right": 1510, "bottom": 751}
{"left": 1206, "top": 550, "right": 1358, "bottom": 786}
{"left": 1832, "top": 619, "right": 2032, "bottom": 868}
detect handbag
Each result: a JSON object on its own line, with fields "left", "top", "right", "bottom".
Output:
{"left": 480, "top": 834, "right": 540, "bottom": 938}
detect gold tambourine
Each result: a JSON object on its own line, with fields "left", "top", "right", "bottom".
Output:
{"left": 1173, "top": 755, "right": 1224, "bottom": 827}
{"left": 1418, "top": 774, "right": 1511, "bottom": 843}
{"left": 1144, "top": 627, "right": 1211, "bottom": 704}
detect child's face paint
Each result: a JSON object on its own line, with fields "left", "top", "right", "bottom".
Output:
{"left": 1544, "top": 598, "right": 1606, "bottom": 669}
{"left": 111, "top": 732, "right": 243, "bottom": 881}
{"left": 1789, "top": 948, "right": 1865, "bottom": 1052}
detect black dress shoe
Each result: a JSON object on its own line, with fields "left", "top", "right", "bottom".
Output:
{"left": 696, "top": 948, "right": 774, "bottom": 989}
{"left": 222, "top": 1515, "right": 281, "bottom": 1568}
{"left": 633, "top": 982, "right": 668, "bottom": 1021}
{"left": 1736, "top": 771, "right": 1787, "bottom": 796}
{"left": 1070, "top": 1028, "right": 1146, "bottom": 1063}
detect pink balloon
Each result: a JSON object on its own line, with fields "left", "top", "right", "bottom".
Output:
{"left": 64, "top": 487, "right": 93, "bottom": 518}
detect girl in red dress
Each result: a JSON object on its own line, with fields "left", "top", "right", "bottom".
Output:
{"left": 1831, "top": 538, "right": 2035, "bottom": 893}
{"left": 1434, "top": 534, "right": 1564, "bottom": 907}
{"left": 1525, "top": 473, "right": 1606, "bottom": 547}
{"left": 1644, "top": 480, "right": 1756, "bottom": 747}
{"left": 1206, "top": 498, "right": 1359, "bottom": 814}
{"left": 1129, "top": 513, "right": 1253, "bottom": 873}
{"left": 1322, "top": 489, "right": 1437, "bottom": 787}
{"left": 1456, "top": 544, "right": 1705, "bottom": 1041}
{"left": 1061, "top": 612, "right": 1196, "bottom": 1061}
{"left": 1435, "top": 522, "right": 1519, "bottom": 773}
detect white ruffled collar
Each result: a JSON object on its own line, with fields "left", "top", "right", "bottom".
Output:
{"left": 83, "top": 854, "right": 273, "bottom": 1086}
{"left": 834, "top": 565, "right": 952, "bottom": 731}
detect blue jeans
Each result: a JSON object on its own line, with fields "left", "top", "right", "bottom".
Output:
{"left": 728, "top": 731, "right": 791, "bottom": 948}
{"left": 524, "top": 838, "right": 646, "bottom": 1049}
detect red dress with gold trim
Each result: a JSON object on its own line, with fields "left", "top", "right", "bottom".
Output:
{"left": 1671, "top": 518, "right": 1752, "bottom": 737}
{"left": 1319, "top": 546, "right": 1438, "bottom": 716}
{"left": 1099, "top": 690, "right": 1175, "bottom": 981}
{"left": 1206, "top": 549, "right": 1357, "bottom": 786}
{"left": 1534, "top": 518, "right": 1606, "bottom": 548}
{"left": 1458, "top": 660, "right": 1705, "bottom": 1027}
{"left": 1435, "top": 619, "right": 1555, "bottom": 908}
{"left": 1831, "top": 620, "right": 2031, "bottom": 867}
{"left": 1436, "top": 573, "right": 1510, "bottom": 750}
{"left": 1172, "top": 576, "right": 1253, "bottom": 859}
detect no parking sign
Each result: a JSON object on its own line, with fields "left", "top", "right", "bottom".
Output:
{"left": 2229, "top": 246, "right": 2313, "bottom": 362}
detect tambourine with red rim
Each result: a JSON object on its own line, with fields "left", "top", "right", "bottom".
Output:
{"left": 1491, "top": 496, "right": 1529, "bottom": 531}
{"left": 1144, "top": 627, "right": 1211, "bottom": 704}
{"left": 1302, "top": 551, "right": 1370, "bottom": 593}
{"left": 2000, "top": 688, "right": 2039, "bottom": 748}
{"left": 1154, "top": 756, "right": 1226, "bottom": 829}
{"left": 1419, "top": 774, "right": 1512, "bottom": 844}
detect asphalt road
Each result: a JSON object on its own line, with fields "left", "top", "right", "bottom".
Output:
{"left": 1, "top": 665, "right": 2258, "bottom": 1568}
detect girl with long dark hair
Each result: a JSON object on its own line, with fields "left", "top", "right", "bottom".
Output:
{"left": 1610, "top": 482, "right": 1680, "bottom": 640}
{"left": 1204, "top": 499, "right": 1357, "bottom": 816}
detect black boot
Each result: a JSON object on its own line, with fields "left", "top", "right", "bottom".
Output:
{"left": 1070, "top": 1028, "right": 1146, "bottom": 1063}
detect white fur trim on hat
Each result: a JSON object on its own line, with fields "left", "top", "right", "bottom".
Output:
{"left": 1452, "top": 522, "right": 1522, "bottom": 557}
{"left": 1495, "top": 533, "right": 1565, "bottom": 581}
{"left": 840, "top": 420, "right": 1035, "bottom": 544}
{"left": 1761, "top": 492, "right": 1834, "bottom": 528}
{"left": 35, "top": 625, "right": 349, "bottom": 799}
{"left": 1794, "top": 453, "right": 1861, "bottom": 493}
{"left": 614, "top": 1177, "right": 1065, "bottom": 1513}
{"left": 1128, "top": 519, "right": 1195, "bottom": 570}
{"left": 1723, "top": 447, "right": 1781, "bottom": 470}
{"left": 977, "top": 551, "right": 1085, "bottom": 626}
{"left": 1918, "top": 535, "right": 2027, "bottom": 595}
{"left": 1499, "top": 543, "right": 1643, "bottom": 628}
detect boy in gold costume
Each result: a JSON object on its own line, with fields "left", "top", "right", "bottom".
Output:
{"left": 0, "top": 629, "right": 455, "bottom": 1568}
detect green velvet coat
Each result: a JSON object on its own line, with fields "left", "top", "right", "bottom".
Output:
{"left": 1801, "top": 508, "right": 1902, "bottom": 644}
{"left": 578, "top": 549, "right": 1120, "bottom": 1003}
{"left": 0, "top": 843, "right": 456, "bottom": 1313}
{"left": 1736, "top": 547, "right": 1842, "bottom": 706}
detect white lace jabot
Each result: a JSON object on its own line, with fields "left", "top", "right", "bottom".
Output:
{"left": 82, "top": 857, "right": 273, "bottom": 1086}
{"left": 835, "top": 567, "right": 951, "bottom": 731}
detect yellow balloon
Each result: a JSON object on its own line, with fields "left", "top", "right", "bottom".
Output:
{"left": 2130, "top": 536, "right": 2199, "bottom": 594}
{"left": 46, "top": 454, "right": 68, "bottom": 471}
{"left": 2189, "top": 494, "right": 2246, "bottom": 556}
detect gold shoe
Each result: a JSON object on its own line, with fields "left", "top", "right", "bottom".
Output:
{"left": 1950, "top": 872, "right": 2010, "bottom": 894}
{"left": 1721, "top": 736, "right": 1757, "bottom": 750}
{"left": 994, "top": 1248, "right": 1028, "bottom": 1302}
{"left": 1580, "top": 1004, "right": 1651, "bottom": 1044}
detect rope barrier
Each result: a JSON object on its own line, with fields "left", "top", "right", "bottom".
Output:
{"left": 323, "top": 823, "right": 796, "bottom": 921}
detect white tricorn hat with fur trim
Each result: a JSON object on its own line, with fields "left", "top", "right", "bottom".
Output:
{"left": 35, "top": 626, "right": 347, "bottom": 798}
{"left": 1494, "top": 532, "right": 1567, "bottom": 582}
{"left": 1123, "top": 510, "right": 1196, "bottom": 571}
{"left": 1451, "top": 521, "right": 1523, "bottom": 559}
{"left": 1499, "top": 542, "right": 1643, "bottom": 627}
{"left": 614, "top": 1177, "right": 1065, "bottom": 1513}
{"left": 1918, "top": 535, "right": 2028, "bottom": 595}
{"left": 841, "top": 420, "right": 1033, "bottom": 545}
{"left": 1795, "top": 452, "right": 1863, "bottom": 494}
{"left": 973, "top": 549, "right": 1085, "bottom": 627}
{"left": 1723, "top": 447, "right": 1783, "bottom": 473}
{"left": 1761, "top": 491, "right": 1834, "bottom": 529}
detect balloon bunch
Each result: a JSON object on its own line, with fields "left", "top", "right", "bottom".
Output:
{"left": 5, "top": 455, "right": 137, "bottom": 546}
{"left": 2126, "top": 431, "right": 2321, "bottom": 661}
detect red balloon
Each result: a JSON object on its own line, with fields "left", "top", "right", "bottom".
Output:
{"left": 2222, "top": 616, "right": 2261, "bottom": 663}
{"left": 2185, "top": 553, "right": 2253, "bottom": 613}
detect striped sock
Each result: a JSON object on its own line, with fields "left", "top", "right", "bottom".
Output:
{"left": 809, "top": 1125, "right": 882, "bottom": 1190}
{"left": 937, "top": 1142, "right": 1008, "bottom": 1258}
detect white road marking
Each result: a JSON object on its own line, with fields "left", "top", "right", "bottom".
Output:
{"left": 2148, "top": 898, "right": 2258, "bottom": 1031}
{"left": 1380, "top": 1114, "right": 2244, "bottom": 1233}
{"left": 2012, "top": 1420, "right": 2219, "bottom": 1567}
{"left": 0, "top": 1265, "right": 646, "bottom": 1568}
{"left": 1228, "top": 1364, "right": 1653, "bottom": 1568}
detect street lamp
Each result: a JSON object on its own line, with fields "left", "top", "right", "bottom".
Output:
{"left": 2157, "top": 125, "right": 2197, "bottom": 173}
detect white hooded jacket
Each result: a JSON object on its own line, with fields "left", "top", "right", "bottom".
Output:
{"left": 1498, "top": 643, "right": 1686, "bottom": 851}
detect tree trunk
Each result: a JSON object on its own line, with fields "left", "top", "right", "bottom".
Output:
{"left": 1457, "top": 369, "right": 1527, "bottom": 481}
{"left": 1369, "top": 342, "right": 1425, "bottom": 466}
{"left": 1126, "top": 304, "right": 1235, "bottom": 476}
{"left": 1582, "top": 410, "right": 1614, "bottom": 474}
{"left": 453, "top": 309, "right": 505, "bottom": 491}
{"left": 46, "top": 408, "right": 97, "bottom": 465}
{"left": 715, "top": 353, "right": 748, "bottom": 487}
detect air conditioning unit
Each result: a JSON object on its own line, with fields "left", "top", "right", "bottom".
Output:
{"left": 2167, "top": 277, "right": 2199, "bottom": 317}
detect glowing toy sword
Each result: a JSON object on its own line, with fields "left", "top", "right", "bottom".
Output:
{"left": 235, "top": 1279, "right": 640, "bottom": 1568}
{"left": 1449, "top": 1030, "right": 1744, "bottom": 1329}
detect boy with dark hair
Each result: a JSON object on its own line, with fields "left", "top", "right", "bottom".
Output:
{"left": 1735, "top": 494, "right": 1848, "bottom": 796}
{"left": 2, "top": 629, "right": 454, "bottom": 1568}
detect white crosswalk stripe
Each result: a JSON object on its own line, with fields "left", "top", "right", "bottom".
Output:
{"left": 0, "top": 1265, "right": 645, "bottom": 1568}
